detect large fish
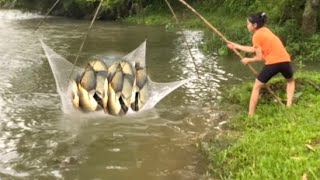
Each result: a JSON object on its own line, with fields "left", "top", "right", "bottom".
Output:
{"left": 107, "top": 60, "right": 135, "bottom": 115}
{"left": 131, "top": 63, "right": 149, "bottom": 111}
{"left": 107, "top": 61, "right": 120, "bottom": 79}
{"left": 76, "top": 59, "right": 110, "bottom": 112}
{"left": 89, "top": 59, "right": 108, "bottom": 72}
{"left": 107, "top": 62, "right": 124, "bottom": 115}
{"left": 40, "top": 39, "right": 191, "bottom": 116}
{"left": 88, "top": 59, "right": 109, "bottom": 112}
{"left": 108, "top": 63, "right": 123, "bottom": 94}
{"left": 120, "top": 61, "right": 135, "bottom": 109}
{"left": 70, "top": 79, "right": 80, "bottom": 108}
{"left": 77, "top": 83, "right": 98, "bottom": 112}
{"left": 95, "top": 71, "right": 109, "bottom": 112}
{"left": 107, "top": 82, "right": 123, "bottom": 116}
{"left": 80, "top": 65, "right": 96, "bottom": 92}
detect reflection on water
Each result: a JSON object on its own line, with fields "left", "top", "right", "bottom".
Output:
{"left": 0, "top": 10, "right": 243, "bottom": 179}
{"left": 170, "top": 30, "right": 233, "bottom": 107}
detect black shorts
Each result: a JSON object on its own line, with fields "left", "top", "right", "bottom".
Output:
{"left": 257, "top": 62, "right": 293, "bottom": 83}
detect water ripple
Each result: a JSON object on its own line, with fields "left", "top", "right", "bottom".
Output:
{"left": 0, "top": 10, "right": 230, "bottom": 179}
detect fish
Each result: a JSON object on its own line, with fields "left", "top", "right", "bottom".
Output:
{"left": 135, "top": 64, "right": 148, "bottom": 89}
{"left": 72, "top": 59, "right": 147, "bottom": 114}
{"left": 107, "top": 60, "right": 136, "bottom": 115}
{"left": 77, "top": 83, "right": 98, "bottom": 112}
{"left": 95, "top": 71, "right": 109, "bottom": 112}
{"left": 109, "top": 66, "right": 124, "bottom": 94}
{"left": 120, "top": 60, "right": 135, "bottom": 76}
{"left": 131, "top": 63, "right": 149, "bottom": 111}
{"left": 80, "top": 65, "right": 96, "bottom": 92}
{"left": 107, "top": 62, "right": 124, "bottom": 115}
{"left": 121, "top": 74, "right": 135, "bottom": 107}
{"left": 107, "top": 83, "right": 123, "bottom": 115}
{"left": 139, "top": 79, "right": 149, "bottom": 105}
{"left": 107, "top": 61, "right": 120, "bottom": 80}
{"left": 40, "top": 39, "right": 190, "bottom": 116}
{"left": 120, "top": 61, "right": 135, "bottom": 109}
{"left": 71, "top": 60, "right": 109, "bottom": 112}
{"left": 89, "top": 59, "right": 108, "bottom": 72}
{"left": 70, "top": 79, "right": 80, "bottom": 108}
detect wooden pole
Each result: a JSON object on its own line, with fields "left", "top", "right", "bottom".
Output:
{"left": 68, "top": 0, "right": 104, "bottom": 81}
{"left": 164, "top": 0, "right": 200, "bottom": 77}
{"left": 33, "top": 0, "right": 60, "bottom": 33}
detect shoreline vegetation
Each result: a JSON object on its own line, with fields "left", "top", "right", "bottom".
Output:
{"left": 1, "top": 0, "right": 319, "bottom": 63}
{"left": 1, "top": 0, "right": 320, "bottom": 179}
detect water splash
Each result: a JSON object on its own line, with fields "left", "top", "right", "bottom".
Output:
{"left": 39, "top": 39, "right": 191, "bottom": 114}
{"left": 0, "top": 9, "right": 42, "bottom": 20}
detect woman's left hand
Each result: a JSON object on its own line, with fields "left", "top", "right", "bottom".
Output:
{"left": 241, "top": 58, "right": 251, "bottom": 65}
{"left": 227, "top": 41, "right": 235, "bottom": 49}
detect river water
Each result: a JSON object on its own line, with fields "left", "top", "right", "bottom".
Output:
{"left": 0, "top": 10, "right": 254, "bottom": 179}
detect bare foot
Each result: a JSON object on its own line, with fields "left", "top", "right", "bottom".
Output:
{"left": 286, "top": 102, "right": 292, "bottom": 107}
{"left": 248, "top": 113, "right": 254, "bottom": 118}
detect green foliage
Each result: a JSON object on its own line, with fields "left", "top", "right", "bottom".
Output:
{"left": 2, "top": 0, "right": 318, "bottom": 60}
{"left": 275, "top": 24, "right": 320, "bottom": 63}
{"left": 222, "top": 0, "right": 256, "bottom": 15}
{"left": 294, "top": 34, "right": 320, "bottom": 62}
{"left": 207, "top": 0, "right": 306, "bottom": 24}
{"left": 103, "top": 0, "right": 126, "bottom": 8}
{"left": 200, "top": 14, "right": 251, "bottom": 56}
{"left": 61, "top": 0, "right": 97, "bottom": 18}
{"left": 247, "top": 0, "right": 305, "bottom": 23}
{"left": 210, "top": 71, "right": 320, "bottom": 179}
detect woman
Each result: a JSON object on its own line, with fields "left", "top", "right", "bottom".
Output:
{"left": 227, "top": 12, "right": 295, "bottom": 117}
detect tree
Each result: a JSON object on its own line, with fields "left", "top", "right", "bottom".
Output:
{"left": 302, "top": 0, "right": 319, "bottom": 36}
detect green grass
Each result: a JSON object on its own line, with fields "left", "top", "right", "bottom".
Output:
{"left": 209, "top": 71, "right": 320, "bottom": 179}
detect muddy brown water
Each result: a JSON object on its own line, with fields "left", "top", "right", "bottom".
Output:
{"left": 0, "top": 9, "right": 287, "bottom": 179}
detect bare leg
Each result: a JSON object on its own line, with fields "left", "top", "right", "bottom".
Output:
{"left": 286, "top": 78, "right": 295, "bottom": 107}
{"left": 248, "top": 79, "right": 265, "bottom": 117}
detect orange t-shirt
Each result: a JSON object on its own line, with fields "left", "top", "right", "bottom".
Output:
{"left": 252, "top": 27, "right": 291, "bottom": 65}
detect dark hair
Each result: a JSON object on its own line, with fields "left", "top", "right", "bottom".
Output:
{"left": 248, "top": 12, "right": 267, "bottom": 29}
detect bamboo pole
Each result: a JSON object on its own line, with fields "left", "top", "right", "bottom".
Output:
{"left": 68, "top": 0, "right": 104, "bottom": 81}
{"left": 179, "top": 0, "right": 284, "bottom": 105}
{"left": 164, "top": 0, "right": 200, "bottom": 77}
{"left": 33, "top": 0, "right": 60, "bottom": 33}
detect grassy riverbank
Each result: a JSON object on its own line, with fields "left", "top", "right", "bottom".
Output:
{"left": 207, "top": 71, "right": 320, "bottom": 179}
